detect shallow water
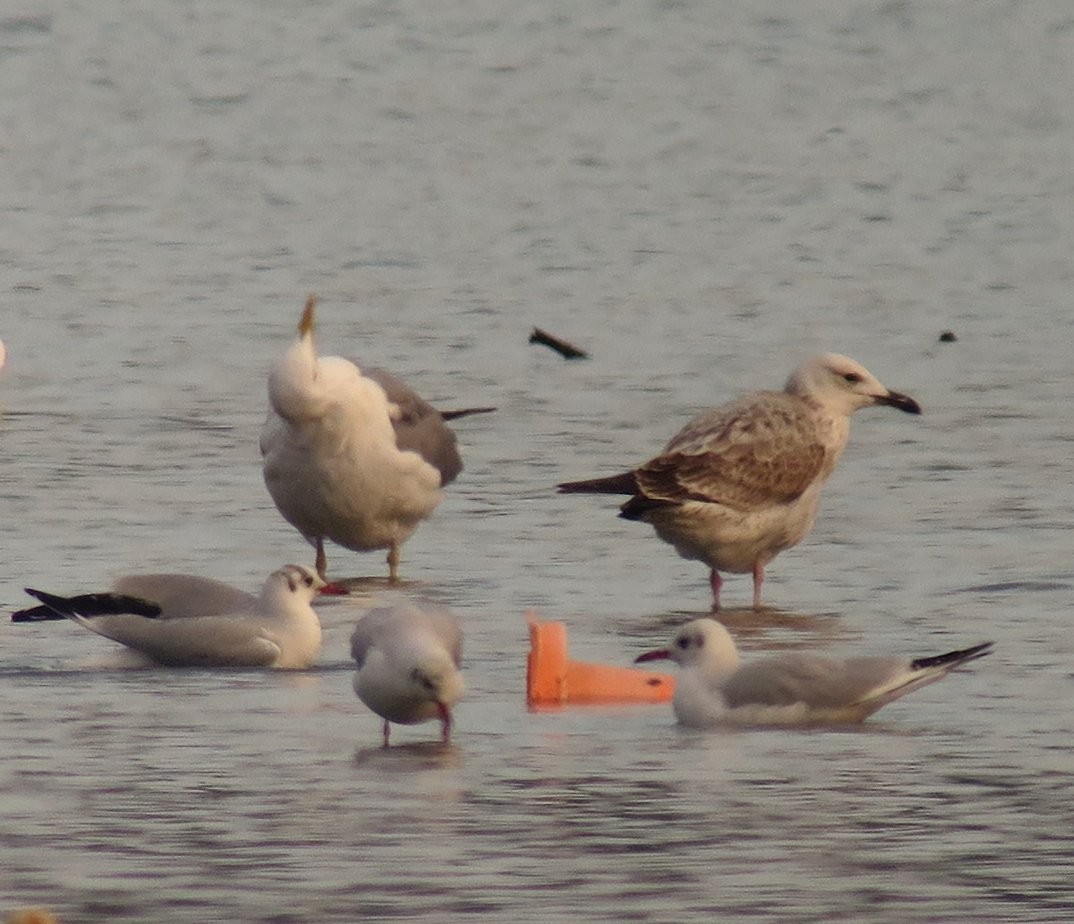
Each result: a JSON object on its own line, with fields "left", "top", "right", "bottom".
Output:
{"left": 3, "top": 1, "right": 1074, "bottom": 921}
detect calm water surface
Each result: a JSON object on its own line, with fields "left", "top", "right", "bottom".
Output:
{"left": 2, "top": 1, "right": 1074, "bottom": 921}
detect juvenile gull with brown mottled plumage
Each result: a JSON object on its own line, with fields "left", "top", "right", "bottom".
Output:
{"left": 558, "top": 353, "right": 921, "bottom": 610}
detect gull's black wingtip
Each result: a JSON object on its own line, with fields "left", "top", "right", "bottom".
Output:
{"left": 911, "top": 641, "right": 993, "bottom": 671}
{"left": 11, "top": 588, "right": 65, "bottom": 623}
{"left": 13, "top": 589, "right": 162, "bottom": 622}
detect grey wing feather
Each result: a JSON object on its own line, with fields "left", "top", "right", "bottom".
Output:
{"left": 349, "top": 608, "right": 396, "bottom": 669}
{"left": 112, "top": 574, "right": 257, "bottom": 620}
{"left": 722, "top": 655, "right": 905, "bottom": 709}
{"left": 364, "top": 366, "right": 464, "bottom": 486}
{"left": 418, "top": 604, "right": 464, "bottom": 667}
{"left": 350, "top": 601, "right": 462, "bottom": 669}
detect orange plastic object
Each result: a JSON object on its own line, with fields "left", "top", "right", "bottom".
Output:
{"left": 526, "top": 615, "right": 676, "bottom": 708}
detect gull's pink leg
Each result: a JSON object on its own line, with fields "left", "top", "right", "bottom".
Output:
{"left": 387, "top": 543, "right": 401, "bottom": 583}
{"left": 752, "top": 561, "right": 765, "bottom": 610}
{"left": 438, "top": 702, "right": 453, "bottom": 744}
{"left": 709, "top": 569, "right": 723, "bottom": 612}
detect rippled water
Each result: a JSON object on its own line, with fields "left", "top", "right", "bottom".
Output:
{"left": 3, "top": 1, "right": 1074, "bottom": 921}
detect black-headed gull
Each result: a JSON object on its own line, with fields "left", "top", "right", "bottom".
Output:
{"left": 635, "top": 618, "right": 992, "bottom": 727}
{"left": 261, "top": 296, "right": 491, "bottom": 581}
{"left": 559, "top": 353, "right": 921, "bottom": 610}
{"left": 350, "top": 600, "right": 465, "bottom": 746}
{"left": 12, "top": 565, "right": 340, "bottom": 669}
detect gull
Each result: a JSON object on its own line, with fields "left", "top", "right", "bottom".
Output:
{"left": 261, "top": 296, "right": 492, "bottom": 581}
{"left": 558, "top": 353, "right": 921, "bottom": 610}
{"left": 12, "top": 565, "right": 339, "bottom": 669}
{"left": 350, "top": 599, "right": 465, "bottom": 747}
{"left": 635, "top": 618, "right": 992, "bottom": 727}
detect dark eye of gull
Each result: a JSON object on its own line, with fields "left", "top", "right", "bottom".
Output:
{"left": 842, "top": 371, "right": 863, "bottom": 383}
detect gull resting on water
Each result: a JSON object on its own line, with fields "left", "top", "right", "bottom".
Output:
{"left": 636, "top": 618, "right": 992, "bottom": 727}
{"left": 12, "top": 565, "right": 339, "bottom": 669}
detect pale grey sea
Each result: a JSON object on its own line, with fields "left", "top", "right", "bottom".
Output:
{"left": 2, "top": 1, "right": 1073, "bottom": 921}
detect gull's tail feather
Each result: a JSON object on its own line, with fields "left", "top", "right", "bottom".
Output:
{"left": 557, "top": 472, "right": 639, "bottom": 495}
{"left": 440, "top": 406, "right": 497, "bottom": 421}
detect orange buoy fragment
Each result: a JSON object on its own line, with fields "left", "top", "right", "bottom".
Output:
{"left": 526, "top": 615, "right": 675, "bottom": 708}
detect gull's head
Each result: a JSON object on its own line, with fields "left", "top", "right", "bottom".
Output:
{"left": 635, "top": 618, "right": 740, "bottom": 673}
{"left": 786, "top": 353, "right": 922, "bottom": 417}
{"left": 263, "top": 564, "right": 327, "bottom": 606}
{"left": 410, "top": 653, "right": 466, "bottom": 712}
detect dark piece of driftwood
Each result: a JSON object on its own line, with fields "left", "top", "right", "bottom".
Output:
{"left": 529, "top": 327, "right": 589, "bottom": 360}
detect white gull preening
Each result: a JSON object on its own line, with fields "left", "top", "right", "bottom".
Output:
{"left": 261, "top": 295, "right": 492, "bottom": 581}
{"left": 13, "top": 565, "right": 339, "bottom": 669}
{"left": 636, "top": 618, "right": 992, "bottom": 727}
{"left": 558, "top": 353, "right": 921, "bottom": 610}
{"left": 350, "top": 600, "right": 465, "bottom": 747}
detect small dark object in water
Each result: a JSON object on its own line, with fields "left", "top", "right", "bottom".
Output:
{"left": 939, "top": 330, "right": 957, "bottom": 343}
{"left": 529, "top": 327, "right": 589, "bottom": 360}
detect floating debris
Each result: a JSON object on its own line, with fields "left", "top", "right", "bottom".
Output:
{"left": 529, "top": 327, "right": 589, "bottom": 360}
{"left": 939, "top": 330, "right": 957, "bottom": 343}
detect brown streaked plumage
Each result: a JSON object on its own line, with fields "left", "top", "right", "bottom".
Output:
{"left": 558, "top": 353, "right": 921, "bottom": 610}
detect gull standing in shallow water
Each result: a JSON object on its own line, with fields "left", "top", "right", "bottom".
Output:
{"left": 350, "top": 600, "right": 465, "bottom": 747}
{"left": 636, "top": 618, "right": 992, "bottom": 727}
{"left": 558, "top": 353, "right": 921, "bottom": 610}
{"left": 261, "top": 296, "right": 492, "bottom": 581}
{"left": 12, "top": 565, "right": 340, "bottom": 669}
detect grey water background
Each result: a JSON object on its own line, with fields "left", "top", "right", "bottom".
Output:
{"left": 2, "top": 0, "right": 1073, "bottom": 920}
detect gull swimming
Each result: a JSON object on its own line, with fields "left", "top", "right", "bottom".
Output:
{"left": 261, "top": 295, "right": 492, "bottom": 581}
{"left": 635, "top": 618, "right": 992, "bottom": 727}
{"left": 558, "top": 353, "right": 921, "bottom": 610}
{"left": 350, "top": 600, "right": 465, "bottom": 746}
{"left": 12, "top": 565, "right": 338, "bottom": 669}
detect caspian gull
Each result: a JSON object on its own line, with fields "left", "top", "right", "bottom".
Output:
{"left": 261, "top": 296, "right": 492, "bottom": 581}
{"left": 350, "top": 599, "right": 464, "bottom": 747}
{"left": 12, "top": 565, "right": 338, "bottom": 669}
{"left": 636, "top": 618, "right": 992, "bottom": 727}
{"left": 558, "top": 353, "right": 921, "bottom": 610}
